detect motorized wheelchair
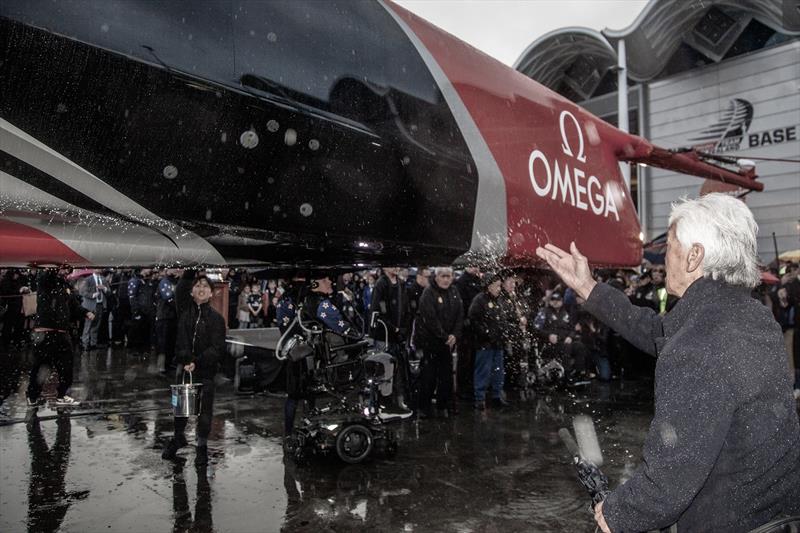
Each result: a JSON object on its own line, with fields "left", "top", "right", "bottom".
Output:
{"left": 275, "top": 309, "right": 401, "bottom": 464}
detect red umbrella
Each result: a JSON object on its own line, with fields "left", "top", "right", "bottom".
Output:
{"left": 760, "top": 271, "right": 780, "bottom": 285}
{"left": 67, "top": 268, "right": 94, "bottom": 281}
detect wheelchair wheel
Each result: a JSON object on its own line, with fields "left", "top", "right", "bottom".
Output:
{"left": 335, "top": 424, "right": 373, "bottom": 464}
{"left": 373, "top": 429, "right": 398, "bottom": 458}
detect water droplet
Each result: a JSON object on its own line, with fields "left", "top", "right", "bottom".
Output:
{"left": 220, "top": 132, "right": 227, "bottom": 143}
{"left": 100, "top": 23, "right": 109, "bottom": 32}
{"left": 308, "top": 139, "right": 320, "bottom": 151}
{"left": 401, "top": 155, "right": 411, "bottom": 166}
{"left": 205, "top": 209, "right": 212, "bottom": 220}
{"left": 284, "top": 129, "right": 297, "bottom": 146}
{"left": 266, "top": 120, "right": 279, "bottom": 132}
{"left": 267, "top": 32, "right": 277, "bottom": 42}
{"left": 273, "top": 205, "right": 281, "bottom": 213}
{"left": 267, "top": 177, "right": 275, "bottom": 184}
{"left": 249, "top": 29, "right": 256, "bottom": 36}
{"left": 244, "top": 201, "right": 249, "bottom": 210}
{"left": 163, "top": 165, "right": 178, "bottom": 179}
{"left": 585, "top": 121, "right": 601, "bottom": 146}
{"left": 56, "top": 103, "right": 67, "bottom": 113}
{"left": 240, "top": 130, "right": 259, "bottom": 149}
{"left": 299, "top": 203, "right": 313, "bottom": 217}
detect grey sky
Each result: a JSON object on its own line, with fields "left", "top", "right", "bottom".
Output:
{"left": 393, "top": 0, "right": 649, "bottom": 66}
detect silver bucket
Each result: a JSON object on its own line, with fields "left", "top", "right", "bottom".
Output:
{"left": 171, "top": 371, "right": 202, "bottom": 418}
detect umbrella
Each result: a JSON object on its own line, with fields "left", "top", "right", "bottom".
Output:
{"left": 760, "top": 271, "right": 780, "bottom": 285}
{"left": 67, "top": 268, "right": 94, "bottom": 281}
{"left": 778, "top": 249, "right": 800, "bottom": 262}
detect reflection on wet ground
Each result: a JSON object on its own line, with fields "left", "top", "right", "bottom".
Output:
{"left": 1, "top": 347, "right": 656, "bottom": 532}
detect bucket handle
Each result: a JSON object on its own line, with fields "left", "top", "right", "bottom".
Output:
{"left": 181, "top": 370, "right": 193, "bottom": 385}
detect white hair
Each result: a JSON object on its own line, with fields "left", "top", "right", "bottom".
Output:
{"left": 435, "top": 266, "right": 453, "bottom": 276}
{"left": 668, "top": 193, "right": 760, "bottom": 288}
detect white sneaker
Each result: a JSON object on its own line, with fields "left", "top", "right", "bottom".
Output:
{"left": 378, "top": 404, "right": 414, "bottom": 421}
{"left": 53, "top": 395, "right": 80, "bottom": 406}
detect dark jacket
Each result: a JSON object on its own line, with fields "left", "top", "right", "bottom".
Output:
{"left": 533, "top": 305, "right": 573, "bottom": 342}
{"left": 468, "top": 291, "right": 504, "bottom": 349}
{"left": 0, "top": 272, "right": 23, "bottom": 312}
{"left": 415, "top": 281, "right": 463, "bottom": 351}
{"left": 584, "top": 277, "right": 800, "bottom": 533}
{"left": 407, "top": 281, "right": 426, "bottom": 318}
{"left": 455, "top": 271, "right": 481, "bottom": 318}
{"left": 34, "top": 271, "right": 85, "bottom": 331}
{"left": 369, "top": 274, "right": 408, "bottom": 343}
{"left": 156, "top": 275, "right": 178, "bottom": 321}
{"left": 175, "top": 302, "right": 226, "bottom": 381}
{"left": 174, "top": 274, "right": 195, "bottom": 319}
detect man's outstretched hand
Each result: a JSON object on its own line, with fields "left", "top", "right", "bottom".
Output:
{"left": 535, "top": 242, "right": 597, "bottom": 301}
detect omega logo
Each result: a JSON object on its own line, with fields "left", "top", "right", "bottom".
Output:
{"left": 528, "top": 110, "right": 619, "bottom": 221}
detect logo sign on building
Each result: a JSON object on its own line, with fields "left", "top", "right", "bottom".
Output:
{"left": 689, "top": 97, "right": 798, "bottom": 153}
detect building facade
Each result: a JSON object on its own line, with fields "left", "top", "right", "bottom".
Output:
{"left": 515, "top": 0, "right": 800, "bottom": 260}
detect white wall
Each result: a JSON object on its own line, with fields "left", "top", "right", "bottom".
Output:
{"left": 647, "top": 40, "right": 800, "bottom": 260}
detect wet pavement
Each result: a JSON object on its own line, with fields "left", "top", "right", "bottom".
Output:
{"left": 0, "top": 346, "right": 660, "bottom": 532}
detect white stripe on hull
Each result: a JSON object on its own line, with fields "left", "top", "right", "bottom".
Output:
{"left": 0, "top": 170, "right": 223, "bottom": 267}
{"left": 0, "top": 117, "right": 225, "bottom": 266}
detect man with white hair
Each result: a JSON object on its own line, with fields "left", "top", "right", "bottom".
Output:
{"left": 414, "top": 266, "right": 464, "bottom": 418}
{"left": 537, "top": 193, "right": 800, "bottom": 532}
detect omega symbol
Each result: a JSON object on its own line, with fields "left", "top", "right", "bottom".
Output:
{"left": 559, "top": 110, "right": 586, "bottom": 163}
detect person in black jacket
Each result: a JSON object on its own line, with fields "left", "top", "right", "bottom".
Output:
{"left": 532, "top": 291, "right": 575, "bottom": 376}
{"left": 454, "top": 266, "right": 481, "bottom": 401}
{"left": 406, "top": 267, "right": 430, "bottom": 323}
{"left": 537, "top": 193, "right": 800, "bottom": 533}
{"left": 370, "top": 267, "right": 411, "bottom": 408}
{"left": 174, "top": 269, "right": 197, "bottom": 319}
{"left": 468, "top": 272, "right": 504, "bottom": 410}
{"left": 27, "top": 268, "right": 93, "bottom": 408}
{"left": 414, "top": 267, "right": 463, "bottom": 418}
{"left": 162, "top": 275, "right": 225, "bottom": 467}
{"left": 1, "top": 269, "right": 26, "bottom": 351}
{"left": 156, "top": 269, "right": 180, "bottom": 373}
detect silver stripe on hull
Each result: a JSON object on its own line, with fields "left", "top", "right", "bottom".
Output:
{"left": 378, "top": 1, "right": 508, "bottom": 261}
{"left": 0, "top": 117, "right": 226, "bottom": 266}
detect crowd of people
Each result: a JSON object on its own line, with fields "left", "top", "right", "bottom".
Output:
{"left": 1, "top": 256, "right": 799, "bottom": 417}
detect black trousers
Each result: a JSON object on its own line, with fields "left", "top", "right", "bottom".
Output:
{"left": 174, "top": 377, "right": 215, "bottom": 441}
{"left": 28, "top": 331, "right": 74, "bottom": 400}
{"left": 418, "top": 344, "right": 453, "bottom": 411}
{"left": 127, "top": 312, "right": 152, "bottom": 351}
{"left": 1, "top": 305, "right": 25, "bottom": 348}
{"left": 456, "top": 334, "right": 475, "bottom": 398}
{"left": 155, "top": 318, "right": 177, "bottom": 360}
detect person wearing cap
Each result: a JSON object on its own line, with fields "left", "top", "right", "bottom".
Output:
{"left": 278, "top": 272, "right": 311, "bottom": 437}
{"left": 533, "top": 290, "right": 575, "bottom": 378}
{"left": 468, "top": 272, "right": 505, "bottom": 410}
{"left": 304, "top": 274, "right": 352, "bottom": 335}
{"left": 537, "top": 193, "right": 800, "bottom": 533}
{"left": 162, "top": 275, "right": 225, "bottom": 467}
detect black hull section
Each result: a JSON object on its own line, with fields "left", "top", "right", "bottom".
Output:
{"left": 0, "top": 1, "right": 478, "bottom": 267}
